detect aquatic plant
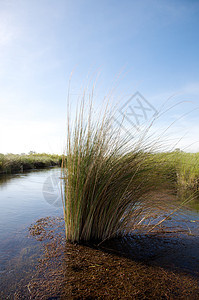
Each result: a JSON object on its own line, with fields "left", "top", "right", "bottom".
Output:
{"left": 61, "top": 94, "right": 176, "bottom": 243}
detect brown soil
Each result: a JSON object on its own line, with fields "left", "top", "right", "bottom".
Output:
{"left": 12, "top": 217, "right": 199, "bottom": 299}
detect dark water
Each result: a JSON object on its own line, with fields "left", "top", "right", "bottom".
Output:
{"left": 0, "top": 168, "right": 199, "bottom": 298}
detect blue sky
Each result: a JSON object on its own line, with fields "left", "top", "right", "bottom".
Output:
{"left": 0, "top": 0, "right": 199, "bottom": 153}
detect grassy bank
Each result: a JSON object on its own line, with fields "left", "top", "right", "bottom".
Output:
{"left": 0, "top": 153, "right": 62, "bottom": 174}
{"left": 153, "top": 151, "right": 199, "bottom": 197}
{"left": 175, "top": 151, "right": 199, "bottom": 197}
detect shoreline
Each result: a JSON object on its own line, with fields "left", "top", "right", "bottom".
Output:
{"left": 0, "top": 153, "right": 62, "bottom": 175}
{"left": 2, "top": 215, "right": 199, "bottom": 299}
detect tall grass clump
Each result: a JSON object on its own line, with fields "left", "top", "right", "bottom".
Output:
{"left": 61, "top": 93, "right": 176, "bottom": 243}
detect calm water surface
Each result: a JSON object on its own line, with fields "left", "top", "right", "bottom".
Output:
{"left": 0, "top": 168, "right": 199, "bottom": 298}
{"left": 0, "top": 168, "right": 62, "bottom": 271}
{"left": 0, "top": 168, "right": 62, "bottom": 242}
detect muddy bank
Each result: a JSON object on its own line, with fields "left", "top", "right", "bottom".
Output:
{"left": 7, "top": 216, "right": 197, "bottom": 299}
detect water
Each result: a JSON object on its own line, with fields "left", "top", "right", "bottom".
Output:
{"left": 0, "top": 168, "right": 199, "bottom": 298}
{"left": 0, "top": 167, "right": 63, "bottom": 297}
{"left": 0, "top": 168, "right": 62, "bottom": 244}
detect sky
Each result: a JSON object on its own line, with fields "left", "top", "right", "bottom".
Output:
{"left": 0, "top": 0, "right": 199, "bottom": 154}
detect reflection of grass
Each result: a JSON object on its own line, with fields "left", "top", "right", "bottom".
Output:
{"left": 61, "top": 98, "right": 176, "bottom": 243}
{"left": 0, "top": 153, "right": 62, "bottom": 174}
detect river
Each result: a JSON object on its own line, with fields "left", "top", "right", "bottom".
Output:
{"left": 0, "top": 167, "right": 199, "bottom": 298}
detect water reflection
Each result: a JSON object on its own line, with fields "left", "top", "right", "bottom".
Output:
{"left": 0, "top": 167, "right": 63, "bottom": 297}
{"left": 0, "top": 168, "right": 62, "bottom": 242}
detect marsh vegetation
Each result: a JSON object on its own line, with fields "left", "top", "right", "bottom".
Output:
{"left": 0, "top": 153, "right": 62, "bottom": 174}
{"left": 61, "top": 95, "right": 199, "bottom": 243}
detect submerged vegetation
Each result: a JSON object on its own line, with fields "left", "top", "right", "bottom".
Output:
{"left": 61, "top": 95, "right": 199, "bottom": 243}
{"left": 25, "top": 216, "right": 199, "bottom": 299}
{"left": 0, "top": 153, "right": 62, "bottom": 174}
